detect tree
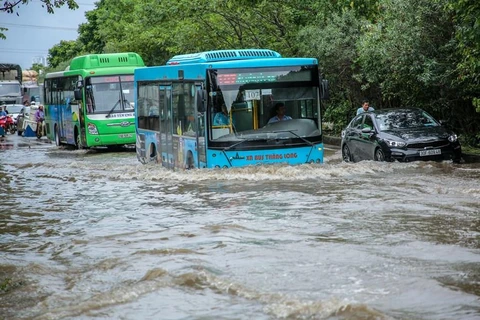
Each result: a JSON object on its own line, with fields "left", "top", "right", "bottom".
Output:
{"left": 355, "top": 0, "right": 480, "bottom": 143}
{"left": 47, "top": 40, "right": 83, "bottom": 68}
{"left": 79, "top": 0, "right": 321, "bottom": 66}
{"left": 446, "top": 0, "right": 480, "bottom": 112}
{"left": 77, "top": 8, "right": 105, "bottom": 54}
{"left": 1, "top": 0, "right": 78, "bottom": 13}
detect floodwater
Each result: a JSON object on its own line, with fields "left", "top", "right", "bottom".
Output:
{"left": 0, "top": 134, "right": 479, "bottom": 320}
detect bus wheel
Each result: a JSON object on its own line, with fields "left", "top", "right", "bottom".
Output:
{"left": 186, "top": 151, "right": 195, "bottom": 169}
{"left": 149, "top": 143, "right": 157, "bottom": 162}
{"left": 55, "top": 125, "right": 61, "bottom": 146}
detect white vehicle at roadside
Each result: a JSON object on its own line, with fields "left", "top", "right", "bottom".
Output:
{"left": 2, "top": 104, "right": 23, "bottom": 125}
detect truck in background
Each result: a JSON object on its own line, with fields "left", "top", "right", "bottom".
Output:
{"left": 22, "top": 69, "right": 42, "bottom": 104}
{"left": 0, "top": 63, "right": 22, "bottom": 105}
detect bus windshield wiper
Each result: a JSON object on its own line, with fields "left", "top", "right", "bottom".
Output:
{"left": 105, "top": 100, "right": 121, "bottom": 118}
{"left": 106, "top": 87, "right": 129, "bottom": 118}
{"left": 223, "top": 137, "right": 254, "bottom": 151}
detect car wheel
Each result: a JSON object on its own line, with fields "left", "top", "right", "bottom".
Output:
{"left": 342, "top": 144, "right": 352, "bottom": 162}
{"left": 374, "top": 148, "right": 385, "bottom": 161}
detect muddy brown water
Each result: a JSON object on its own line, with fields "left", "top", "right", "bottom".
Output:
{"left": 1, "top": 134, "right": 479, "bottom": 320}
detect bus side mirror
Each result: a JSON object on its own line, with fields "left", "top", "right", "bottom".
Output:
{"left": 74, "top": 89, "right": 82, "bottom": 101}
{"left": 320, "top": 79, "right": 329, "bottom": 100}
{"left": 196, "top": 89, "right": 206, "bottom": 112}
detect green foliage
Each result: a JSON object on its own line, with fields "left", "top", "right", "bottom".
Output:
{"left": 0, "top": 0, "right": 78, "bottom": 13}
{"left": 37, "top": 0, "right": 480, "bottom": 145}
{"left": 30, "top": 63, "right": 43, "bottom": 72}
{"left": 77, "top": 8, "right": 105, "bottom": 54}
{"left": 47, "top": 40, "right": 83, "bottom": 68}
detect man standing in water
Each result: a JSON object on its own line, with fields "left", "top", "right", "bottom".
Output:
{"left": 356, "top": 99, "right": 374, "bottom": 115}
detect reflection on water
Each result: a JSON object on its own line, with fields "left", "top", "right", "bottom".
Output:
{"left": 0, "top": 136, "right": 479, "bottom": 319}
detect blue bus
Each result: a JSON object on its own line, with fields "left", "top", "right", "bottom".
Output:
{"left": 135, "top": 49, "right": 328, "bottom": 169}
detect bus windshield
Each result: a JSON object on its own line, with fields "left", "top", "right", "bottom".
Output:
{"left": 208, "top": 66, "right": 320, "bottom": 143}
{"left": 85, "top": 75, "right": 134, "bottom": 114}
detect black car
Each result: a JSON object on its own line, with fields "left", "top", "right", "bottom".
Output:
{"left": 341, "top": 108, "right": 462, "bottom": 163}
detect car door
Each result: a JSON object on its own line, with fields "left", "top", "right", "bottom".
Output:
{"left": 345, "top": 115, "right": 364, "bottom": 161}
{"left": 357, "top": 114, "right": 377, "bottom": 160}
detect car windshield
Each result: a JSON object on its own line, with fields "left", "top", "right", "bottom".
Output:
{"left": 5, "top": 105, "right": 23, "bottom": 113}
{"left": 375, "top": 110, "right": 439, "bottom": 130}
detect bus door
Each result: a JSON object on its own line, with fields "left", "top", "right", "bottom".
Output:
{"left": 56, "top": 89, "right": 66, "bottom": 140}
{"left": 159, "top": 85, "right": 174, "bottom": 169}
{"left": 195, "top": 84, "right": 206, "bottom": 167}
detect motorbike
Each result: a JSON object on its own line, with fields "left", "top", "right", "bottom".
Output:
{"left": 0, "top": 115, "right": 16, "bottom": 136}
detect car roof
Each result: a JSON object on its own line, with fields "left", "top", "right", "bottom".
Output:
{"left": 370, "top": 107, "right": 424, "bottom": 115}
{"left": 1, "top": 104, "right": 25, "bottom": 107}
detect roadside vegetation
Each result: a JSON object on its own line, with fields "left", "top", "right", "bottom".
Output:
{"left": 3, "top": 0, "right": 479, "bottom": 148}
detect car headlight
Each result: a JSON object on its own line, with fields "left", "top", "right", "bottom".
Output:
{"left": 385, "top": 139, "right": 406, "bottom": 148}
{"left": 448, "top": 134, "right": 458, "bottom": 142}
{"left": 341, "top": 130, "right": 345, "bottom": 138}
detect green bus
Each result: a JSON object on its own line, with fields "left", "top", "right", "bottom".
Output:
{"left": 44, "top": 52, "right": 145, "bottom": 148}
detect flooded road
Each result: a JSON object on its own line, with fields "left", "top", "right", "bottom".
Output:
{"left": 1, "top": 134, "right": 479, "bottom": 320}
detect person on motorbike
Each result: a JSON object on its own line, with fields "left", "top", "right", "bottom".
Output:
{"left": 35, "top": 105, "right": 45, "bottom": 139}
{"left": 0, "top": 107, "right": 7, "bottom": 117}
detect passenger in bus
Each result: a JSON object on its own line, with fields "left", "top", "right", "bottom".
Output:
{"left": 213, "top": 104, "right": 230, "bottom": 125}
{"left": 268, "top": 102, "right": 292, "bottom": 124}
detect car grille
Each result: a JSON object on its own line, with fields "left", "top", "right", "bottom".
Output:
{"left": 407, "top": 140, "right": 449, "bottom": 149}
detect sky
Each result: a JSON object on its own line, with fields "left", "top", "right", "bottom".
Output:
{"left": 0, "top": 0, "right": 98, "bottom": 70}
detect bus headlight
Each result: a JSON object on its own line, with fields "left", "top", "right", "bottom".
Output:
{"left": 87, "top": 123, "right": 99, "bottom": 135}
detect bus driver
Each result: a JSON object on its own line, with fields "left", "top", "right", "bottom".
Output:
{"left": 268, "top": 102, "right": 292, "bottom": 124}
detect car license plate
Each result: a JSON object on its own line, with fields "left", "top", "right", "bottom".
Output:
{"left": 420, "top": 149, "right": 441, "bottom": 156}
{"left": 119, "top": 133, "right": 133, "bottom": 138}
